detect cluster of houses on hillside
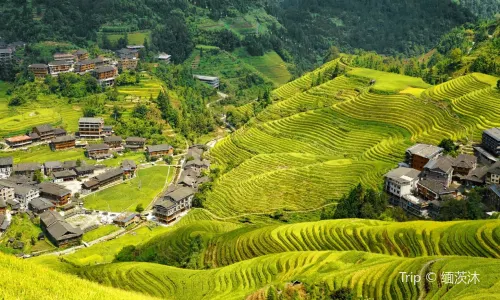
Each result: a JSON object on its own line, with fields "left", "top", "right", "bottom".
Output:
{"left": 153, "top": 145, "right": 210, "bottom": 224}
{"left": 25, "top": 45, "right": 172, "bottom": 87}
{"left": 0, "top": 154, "right": 138, "bottom": 245}
{"left": 3, "top": 118, "right": 175, "bottom": 164}
{"left": 0, "top": 41, "right": 26, "bottom": 67}
{"left": 385, "top": 128, "right": 500, "bottom": 219}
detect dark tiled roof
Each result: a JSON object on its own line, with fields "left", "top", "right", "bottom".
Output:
{"left": 52, "top": 135, "right": 75, "bottom": 143}
{"left": 53, "top": 128, "right": 67, "bottom": 135}
{"left": 484, "top": 128, "right": 500, "bottom": 141}
{"left": 34, "top": 124, "right": 54, "bottom": 133}
{"left": 14, "top": 163, "right": 41, "bottom": 172}
{"left": 52, "top": 170, "right": 77, "bottom": 178}
{"left": 121, "top": 159, "right": 136, "bottom": 170}
{"left": 79, "top": 117, "right": 103, "bottom": 124}
{"left": 453, "top": 154, "right": 477, "bottom": 169}
{"left": 488, "top": 161, "right": 500, "bottom": 175}
{"left": 163, "top": 186, "right": 194, "bottom": 202}
{"left": 48, "top": 60, "right": 71, "bottom": 66}
{"left": 82, "top": 179, "right": 99, "bottom": 189}
{"left": 29, "top": 64, "right": 48, "bottom": 68}
{"left": 406, "top": 144, "right": 443, "bottom": 158}
{"left": 94, "top": 168, "right": 123, "bottom": 182}
{"left": 418, "top": 178, "right": 456, "bottom": 195}
{"left": 38, "top": 182, "right": 71, "bottom": 197}
{"left": 63, "top": 161, "right": 78, "bottom": 169}
{"left": 87, "top": 144, "right": 109, "bottom": 152}
{"left": 147, "top": 144, "right": 173, "bottom": 153}
{"left": 44, "top": 161, "right": 63, "bottom": 169}
{"left": 424, "top": 156, "right": 453, "bottom": 173}
{"left": 126, "top": 137, "right": 146, "bottom": 143}
{"left": 114, "top": 213, "right": 137, "bottom": 223}
{"left": 94, "top": 65, "right": 116, "bottom": 73}
{"left": 30, "top": 197, "right": 55, "bottom": 211}
{"left": 75, "top": 49, "right": 87, "bottom": 55}
{"left": 0, "top": 157, "right": 13, "bottom": 166}
{"left": 104, "top": 136, "right": 122, "bottom": 143}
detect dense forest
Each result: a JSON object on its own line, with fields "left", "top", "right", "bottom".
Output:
{"left": 0, "top": 0, "right": 483, "bottom": 71}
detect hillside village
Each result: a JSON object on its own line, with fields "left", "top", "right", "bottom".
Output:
{"left": 385, "top": 128, "right": 500, "bottom": 219}
{"left": 0, "top": 114, "right": 211, "bottom": 253}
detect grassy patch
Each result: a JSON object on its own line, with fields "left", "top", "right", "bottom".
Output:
{"left": 99, "top": 30, "right": 151, "bottom": 47}
{"left": 83, "top": 166, "right": 174, "bottom": 212}
{"left": 0, "top": 214, "right": 55, "bottom": 254}
{"left": 234, "top": 48, "right": 291, "bottom": 86}
{"left": 347, "top": 67, "right": 431, "bottom": 93}
{"left": 83, "top": 225, "right": 120, "bottom": 243}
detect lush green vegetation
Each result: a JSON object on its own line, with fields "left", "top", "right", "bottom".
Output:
{"left": 82, "top": 225, "right": 120, "bottom": 243}
{"left": 80, "top": 250, "right": 500, "bottom": 299}
{"left": 208, "top": 63, "right": 499, "bottom": 218}
{"left": 83, "top": 166, "right": 174, "bottom": 212}
{"left": 0, "top": 252, "right": 156, "bottom": 300}
{"left": 0, "top": 214, "right": 54, "bottom": 255}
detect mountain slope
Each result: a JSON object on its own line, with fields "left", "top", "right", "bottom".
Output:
{"left": 207, "top": 64, "right": 500, "bottom": 217}
{"left": 80, "top": 251, "right": 500, "bottom": 299}
{"left": 0, "top": 252, "right": 156, "bottom": 299}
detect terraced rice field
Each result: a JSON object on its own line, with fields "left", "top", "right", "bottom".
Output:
{"left": 208, "top": 65, "right": 499, "bottom": 218}
{"left": 79, "top": 251, "right": 500, "bottom": 300}
{"left": 235, "top": 49, "right": 292, "bottom": 86}
{"left": 117, "top": 74, "right": 163, "bottom": 99}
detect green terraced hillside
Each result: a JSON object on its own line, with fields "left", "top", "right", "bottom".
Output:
{"left": 0, "top": 252, "right": 155, "bottom": 300}
{"left": 207, "top": 65, "right": 500, "bottom": 218}
{"left": 79, "top": 251, "right": 500, "bottom": 300}
{"left": 124, "top": 219, "right": 500, "bottom": 268}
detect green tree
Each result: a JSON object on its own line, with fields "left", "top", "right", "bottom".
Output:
{"left": 438, "top": 138, "right": 457, "bottom": 155}
{"left": 135, "top": 204, "right": 144, "bottom": 213}
{"left": 330, "top": 287, "right": 354, "bottom": 300}
{"left": 324, "top": 46, "right": 341, "bottom": 63}
{"left": 267, "top": 286, "right": 278, "bottom": 300}
{"left": 33, "top": 170, "right": 43, "bottom": 183}
{"left": 497, "top": 79, "right": 500, "bottom": 90}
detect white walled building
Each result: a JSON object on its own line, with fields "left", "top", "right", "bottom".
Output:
{"left": 384, "top": 167, "right": 421, "bottom": 197}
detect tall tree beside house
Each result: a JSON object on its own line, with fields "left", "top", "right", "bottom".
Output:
{"left": 33, "top": 170, "right": 43, "bottom": 183}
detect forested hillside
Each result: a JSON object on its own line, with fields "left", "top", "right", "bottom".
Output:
{"left": 0, "top": 0, "right": 478, "bottom": 71}
{"left": 454, "top": 0, "right": 500, "bottom": 19}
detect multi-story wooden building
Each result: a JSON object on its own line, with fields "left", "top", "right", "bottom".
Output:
{"left": 93, "top": 65, "right": 117, "bottom": 87}
{"left": 0, "top": 48, "right": 13, "bottom": 65}
{"left": 51, "top": 135, "right": 76, "bottom": 150}
{"left": 32, "top": 124, "right": 55, "bottom": 141}
{"left": 43, "top": 161, "right": 64, "bottom": 176}
{"left": 121, "top": 159, "right": 137, "bottom": 178}
{"left": 104, "top": 136, "right": 123, "bottom": 148}
{"left": 75, "top": 49, "right": 88, "bottom": 61}
{"left": 48, "top": 61, "right": 72, "bottom": 75}
{"left": 5, "top": 135, "right": 32, "bottom": 148}
{"left": 40, "top": 210, "right": 82, "bottom": 247}
{"left": 53, "top": 52, "right": 75, "bottom": 62}
{"left": 86, "top": 144, "right": 110, "bottom": 159}
{"left": 52, "top": 170, "right": 77, "bottom": 183}
{"left": 146, "top": 144, "right": 174, "bottom": 159}
{"left": 405, "top": 144, "right": 443, "bottom": 171}
{"left": 118, "top": 54, "right": 138, "bottom": 71}
{"left": 38, "top": 182, "right": 72, "bottom": 206}
{"left": 157, "top": 52, "right": 171, "bottom": 64}
{"left": 78, "top": 117, "right": 104, "bottom": 138}
{"left": 116, "top": 48, "right": 139, "bottom": 58}
{"left": 13, "top": 163, "right": 42, "bottom": 177}
{"left": 82, "top": 168, "right": 123, "bottom": 194}
{"left": 125, "top": 137, "right": 146, "bottom": 151}
{"left": 482, "top": 128, "right": 500, "bottom": 157}
{"left": 193, "top": 75, "right": 220, "bottom": 88}
{"left": 29, "top": 197, "right": 55, "bottom": 214}
{"left": 153, "top": 187, "right": 194, "bottom": 223}
{"left": 28, "top": 64, "right": 49, "bottom": 78}
{"left": 113, "top": 213, "right": 139, "bottom": 227}
{"left": 74, "top": 59, "right": 95, "bottom": 73}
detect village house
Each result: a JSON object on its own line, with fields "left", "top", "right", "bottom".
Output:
{"left": 116, "top": 48, "right": 139, "bottom": 58}
{"left": 38, "top": 182, "right": 72, "bottom": 206}
{"left": 75, "top": 49, "right": 88, "bottom": 61}
{"left": 146, "top": 144, "right": 174, "bottom": 159}
{"left": 39, "top": 210, "right": 82, "bottom": 247}
{"left": 48, "top": 60, "right": 72, "bottom": 75}
{"left": 153, "top": 187, "right": 194, "bottom": 223}
{"left": 417, "top": 178, "right": 457, "bottom": 201}
{"left": 193, "top": 75, "right": 220, "bottom": 88}
{"left": 125, "top": 137, "right": 146, "bottom": 151}
{"left": 103, "top": 125, "right": 113, "bottom": 136}
{"left": 184, "top": 158, "right": 210, "bottom": 172}
{"left": 157, "top": 52, "right": 172, "bottom": 64}
{"left": 0, "top": 157, "right": 13, "bottom": 178}
{"left": 91, "top": 57, "right": 112, "bottom": 67}
{"left": 118, "top": 54, "right": 138, "bottom": 71}
{"left": 384, "top": 167, "right": 421, "bottom": 198}
{"left": 32, "top": 124, "right": 55, "bottom": 141}
{"left": 13, "top": 162, "right": 42, "bottom": 177}
{"left": 405, "top": 144, "right": 443, "bottom": 171}
{"left": 74, "top": 59, "right": 95, "bottom": 73}
{"left": 74, "top": 165, "right": 95, "bottom": 177}
{"left": 86, "top": 144, "right": 111, "bottom": 159}
{"left": 421, "top": 156, "right": 454, "bottom": 187}
{"left": 0, "top": 214, "right": 10, "bottom": 231}
{"left": 29, "top": 197, "right": 55, "bottom": 214}
{"left": 78, "top": 117, "right": 104, "bottom": 138}
{"left": 29, "top": 132, "right": 40, "bottom": 142}
{"left": 104, "top": 136, "right": 123, "bottom": 148}
{"left": 121, "top": 160, "right": 137, "bottom": 178}
{"left": 113, "top": 213, "right": 139, "bottom": 227}
{"left": 126, "top": 45, "right": 144, "bottom": 50}
{"left": 0, "top": 48, "right": 13, "bottom": 65}
{"left": 486, "top": 161, "right": 500, "bottom": 184}
{"left": 482, "top": 128, "right": 500, "bottom": 157}
{"left": 82, "top": 168, "right": 123, "bottom": 194}
{"left": 52, "top": 170, "right": 77, "bottom": 183}
{"left": 0, "top": 182, "right": 14, "bottom": 203}
{"left": 51, "top": 135, "right": 76, "bottom": 151}
{"left": 62, "top": 160, "right": 78, "bottom": 170}
{"left": 28, "top": 64, "right": 49, "bottom": 78}
{"left": 93, "top": 65, "right": 117, "bottom": 87}
{"left": 0, "top": 181, "right": 41, "bottom": 207}
{"left": 54, "top": 128, "right": 67, "bottom": 137}
{"left": 53, "top": 52, "right": 75, "bottom": 62}
{"left": 486, "top": 185, "right": 500, "bottom": 211}
{"left": 5, "top": 135, "right": 32, "bottom": 148}
{"left": 461, "top": 166, "right": 488, "bottom": 187}
{"left": 452, "top": 154, "right": 477, "bottom": 176}
{"left": 43, "top": 161, "right": 64, "bottom": 176}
